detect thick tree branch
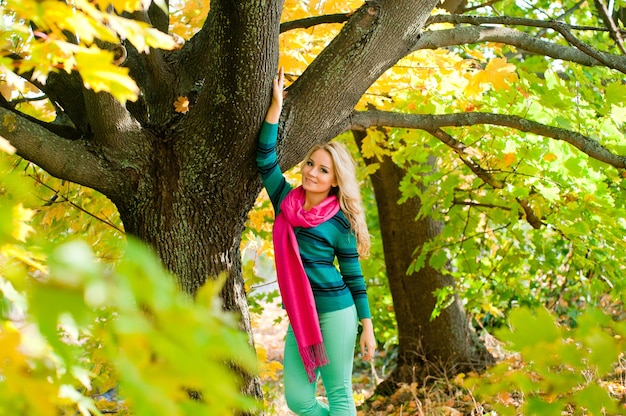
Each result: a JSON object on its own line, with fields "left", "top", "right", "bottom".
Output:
{"left": 124, "top": 10, "right": 177, "bottom": 125}
{"left": 349, "top": 110, "right": 626, "bottom": 169}
{"left": 275, "top": 12, "right": 626, "bottom": 74}
{"left": 517, "top": 197, "right": 544, "bottom": 229}
{"left": 412, "top": 25, "right": 626, "bottom": 74}
{"left": 82, "top": 90, "right": 144, "bottom": 161}
{"left": 1, "top": 107, "right": 125, "bottom": 197}
{"left": 186, "top": 0, "right": 282, "bottom": 140}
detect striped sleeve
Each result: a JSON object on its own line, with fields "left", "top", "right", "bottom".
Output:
{"left": 256, "top": 121, "right": 292, "bottom": 211}
{"left": 334, "top": 219, "right": 372, "bottom": 320}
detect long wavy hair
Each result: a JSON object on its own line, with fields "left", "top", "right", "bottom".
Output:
{"left": 301, "top": 142, "right": 371, "bottom": 257}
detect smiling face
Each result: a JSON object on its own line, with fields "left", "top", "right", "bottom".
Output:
{"left": 301, "top": 148, "right": 338, "bottom": 198}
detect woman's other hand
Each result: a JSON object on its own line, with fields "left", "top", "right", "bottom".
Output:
{"left": 359, "top": 318, "right": 376, "bottom": 361}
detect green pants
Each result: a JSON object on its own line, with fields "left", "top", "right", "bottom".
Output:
{"left": 283, "top": 305, "right": 358, "bottom": 416}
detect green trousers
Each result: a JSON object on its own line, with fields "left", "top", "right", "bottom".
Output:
{"left": 283, "top": 305, "right": 358, "bottom": 416}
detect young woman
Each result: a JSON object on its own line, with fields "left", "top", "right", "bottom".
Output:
{"left": 256, "top": 67, "right": 376, "bottom": 416}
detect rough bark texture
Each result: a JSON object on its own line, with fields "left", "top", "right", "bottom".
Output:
{"left": 354, "top": 130, "right": 494, "bottom": 393}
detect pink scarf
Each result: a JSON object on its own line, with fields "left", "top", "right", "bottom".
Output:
{"left": 273, "top": 185, "right": 340, "bottom": 382}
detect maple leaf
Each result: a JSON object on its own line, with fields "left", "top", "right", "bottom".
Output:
{"left": 502, "top": 152, "right": 516, "bottom": 167}
{"left": 174, "top": 96, "right": 189, "bottom": 113}
{"left": 543, "top": 152, "right": 558, "bottom": 162}
{"left": 484, "top": 58, "right": 517, "bottom": 90}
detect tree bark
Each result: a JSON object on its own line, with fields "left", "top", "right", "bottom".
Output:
{"left": 354, "top": 130, "right": 494, "bottom": 393}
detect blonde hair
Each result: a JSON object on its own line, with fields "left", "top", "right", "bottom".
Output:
{"left": 301, "top": 142, "right": 371, "bottom": 257}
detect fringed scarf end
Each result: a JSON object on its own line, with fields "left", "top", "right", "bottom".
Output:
{"left": 300, "top": 343, "right": 329, "bottom": 383}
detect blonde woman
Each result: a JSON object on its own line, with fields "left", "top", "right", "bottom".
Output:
{"left": 256, "top": 67, "right": 376, "bottom": 416}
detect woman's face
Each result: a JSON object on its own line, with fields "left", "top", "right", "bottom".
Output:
{"left": 302, "top": 149, "right": 338, "bottom": 196}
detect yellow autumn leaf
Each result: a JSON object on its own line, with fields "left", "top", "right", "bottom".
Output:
{"left": 464, "top": 47, "right": 485, "bottom": 62}
{"left": 2, "top": 245, "right": 48, "bottom": 273}
{"left": 12, "top": 203, "right": 35, "bottom": 242}
{"left": 47, "top": 1, "right": 117, "bottom": 44}
{"left": 483, "top": 57, "right": 518, "bottom": 90}
{"left": 502, "top": 152, "right": 516, "bottom": 167}
{"left": 465, "top": 58, "right": 517, "bottom": 97}
{"left": 102, "top": 0, "right": 146, "bottom": 14}
{"left": 170, "top": 0, "right": 210, "bottom": 40}
{"left": 174, "top": 96, "right": 190, "bottom": 113}
{"left": 481, "top": 302, "right": 503, "bottom": 317}
{"left": 103, "top": 13, "right": 178, "bottom": 53}
{"left": 74, "top": 46, "right": 139, "bottom": 103}
{"left": 256, "top": 344, "right": 283, "bottom": 381}
{"left": 543, "top": 152, "right": 558, "bottom": 162}
{"left": 318, "top": 0, "right": 360, "bottom": 13}
{"left": 247, "top": 208, "right": 268, "bottom": 232}
{"left": 464, "top": 73, "right": 485, "bottom": 98}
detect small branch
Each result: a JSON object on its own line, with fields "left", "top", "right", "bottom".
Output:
{"left": 551, "top": 21, "right": 624, "bottom": 70}
{"left": 426, "top": 128, "right": 504, "bottom": 189}
{"left": 453, "top": 197, "right": 544, "bottom": 229}
{"left": 411, "top": 23, "right": 626, "bottom": 73}
{"left": 425, "top": 14, "right": 626, "bottom": 34}
{"left": 280, "top": 13, "right": 350, "bottom": 33}
{"left": 535, "top": 0, "right": 586, "bottom": 38}
{"left": 452, "top": 199, "right": 510, "bottom": 210}
{"left": 415, "top": 17, "right": 626, "bottom": 73}
{"left": 593, "top": 0, "right": 626, "bottom": 54}
{"left": 28, "top": 172, "right": 124, "bottom": 234}
{"left": 426, "top": 128, "right": 544, "bottom": 228}
{"left": 10, "top": 95, "right": 47, "bottom": 104}
{"left": 463, "top": 0, "right": 504, "bottom": 13}
{"left": 517, "top": 197, "right": 544, "bottom": 229}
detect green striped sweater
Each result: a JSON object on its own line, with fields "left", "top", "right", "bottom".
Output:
{"left": 256, "top": 121, "right": 371, "bottom": 320}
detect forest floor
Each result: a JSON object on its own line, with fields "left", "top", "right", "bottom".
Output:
{"left": 252, "top": 302, "right": 626, "bottom": 416}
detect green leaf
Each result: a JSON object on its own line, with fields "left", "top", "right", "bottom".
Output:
{"left": 428, "top": 248, "right": 448, "bottom": 269}
{"left": 498, "top": 307, "right": 561, "bottom": 350}
{"left": 524, "top": 397, "right": 565, "bottom": 416}
{"left": 572, "top": 382, "right": 618, "bottom": 415}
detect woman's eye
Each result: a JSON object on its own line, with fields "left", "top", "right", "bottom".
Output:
{"left": 306, "top": 160, "right": 313, "bottom": 166}
{"left": 320, "top": 168, "right": 328, "bottom": 174}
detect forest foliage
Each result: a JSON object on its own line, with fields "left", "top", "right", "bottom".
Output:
{"left": 1, "top": 0, "right": 625, "bottom": 414}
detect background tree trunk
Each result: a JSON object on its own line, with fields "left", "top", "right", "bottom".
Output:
{"left": 354, "top": 131, "right": 494, "bottom": 393}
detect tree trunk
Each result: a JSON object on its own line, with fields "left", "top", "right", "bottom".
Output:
{"left": 354, "top": 131, "right": 494, "bottom": 393}
{"left": 106, "top": 120, "right": 264, "bottom": 400}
